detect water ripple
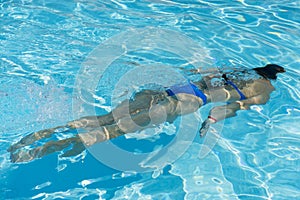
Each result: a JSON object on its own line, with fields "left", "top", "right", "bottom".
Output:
{"left": 1, "top": 0, "right": 300, "bottom": 199}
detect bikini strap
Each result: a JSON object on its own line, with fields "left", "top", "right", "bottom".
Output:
{"left": 226, "top": 80, "right": 246, "bottom": 100}
{"left": 222, "top": 74, "right": 246, "bottom": 100}
{"left": 166, "top": 81, "right": 207, "bottom": 105}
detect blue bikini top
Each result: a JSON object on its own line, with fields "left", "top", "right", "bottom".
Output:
{"left": 225, "top": 80, "right": 246, "bottom": 100}
{"left": 166, "top": 81, "right": 207, "bottom": 105}
{"left": 222, "top": 74, "right": 246, "bottom": 100}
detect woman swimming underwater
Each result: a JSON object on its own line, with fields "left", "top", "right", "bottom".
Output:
{"left": 8, "top": 64, "right": 285, "bottom": 163}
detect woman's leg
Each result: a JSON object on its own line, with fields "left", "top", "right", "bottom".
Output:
{"left": 9, "top": 124, "right": 125, "bottom": 163}
{"left": 8, "top": 112, "right": 115, "bottom": 153}
{"left": 9, "top": 90, "right": 177, "bottom": 162}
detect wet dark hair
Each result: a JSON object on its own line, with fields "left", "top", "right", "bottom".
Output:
{"left": 253, "top": 64, "right": 285, "bottom": 80}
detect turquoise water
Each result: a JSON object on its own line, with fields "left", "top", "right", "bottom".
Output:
{"left": 1, "top": 0, "right": 300, "bottom": 199}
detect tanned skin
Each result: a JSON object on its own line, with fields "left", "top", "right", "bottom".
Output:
{"left": 8, "top": 64, "right": 285, "bottom": 163}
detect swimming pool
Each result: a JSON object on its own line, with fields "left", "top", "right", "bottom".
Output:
{"left": 1, "top": 0, "right": 300, "bottom": 199}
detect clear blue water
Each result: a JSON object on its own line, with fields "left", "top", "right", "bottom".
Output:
{"left": 1, "top": 0, "right": 300, "bottom": 199}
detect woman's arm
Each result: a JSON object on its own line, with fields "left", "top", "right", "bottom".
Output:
{"left": 200, "top": 93, "right": 271, "bottom": 137}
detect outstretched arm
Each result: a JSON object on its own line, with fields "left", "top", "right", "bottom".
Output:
{"left": 200, "top": 93, "right": 271, "bottom": 137}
